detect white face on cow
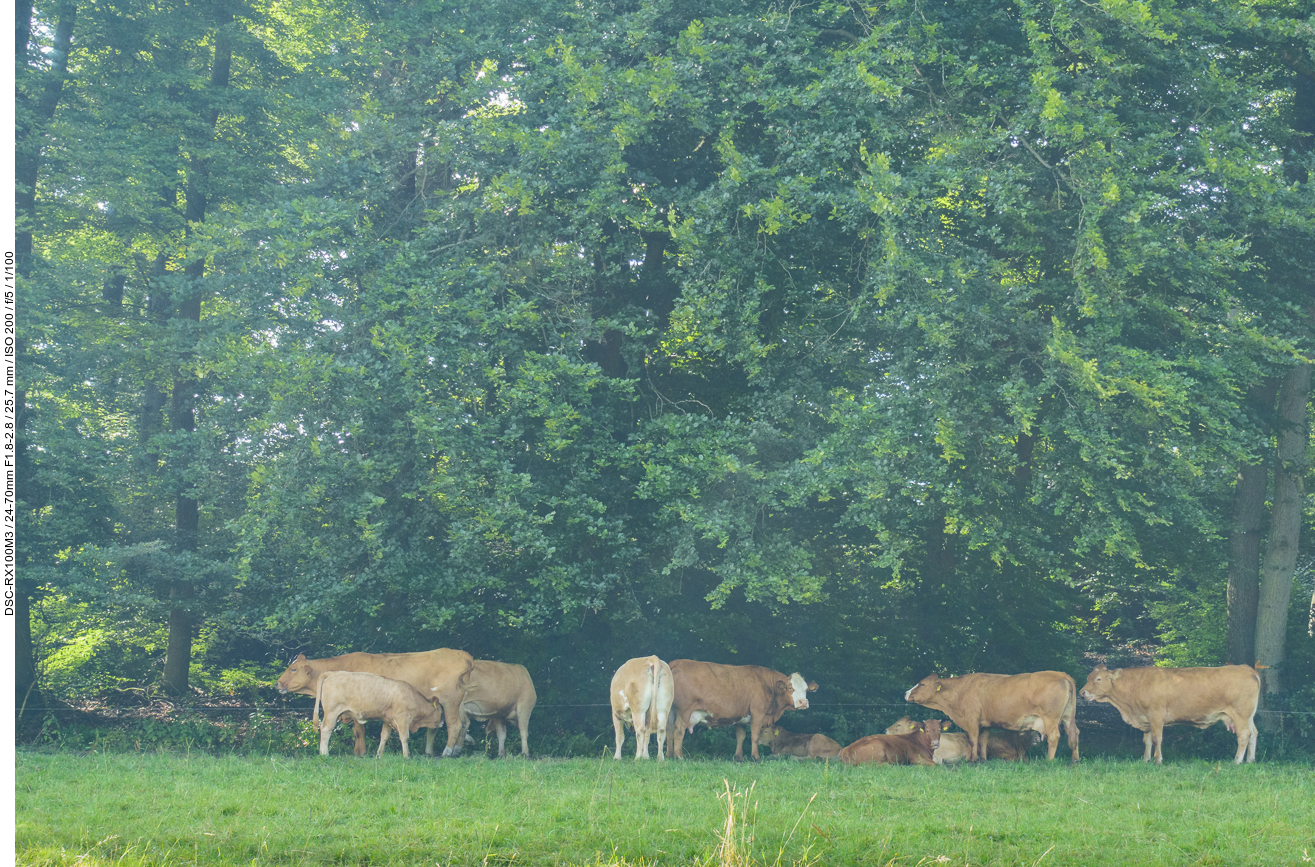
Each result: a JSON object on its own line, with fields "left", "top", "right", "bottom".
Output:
{"left": 789, "top": 673, "right": 809, "bottom": 710}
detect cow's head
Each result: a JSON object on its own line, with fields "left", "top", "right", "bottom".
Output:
{"left": 786, "top": 673, "right": 811, "bottom": 710}
{"left": 923, "top": 719, "right": 942, "bottom": 750}
{"left": 884, "top": 715, "right": 918, "bottom": 735}
{"left": 1080, "top": 663, "right": 1120, "bottom": 701}
{"left": 275, "top": 654, "right": 316, "bottom": 695}
{"left": 904, "top": 673, "right": 945, "bottom": 705}
{"left": 757, "top": 726, "right": 782, "bottom": 745}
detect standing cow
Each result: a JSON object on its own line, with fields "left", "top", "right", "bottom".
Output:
{"left": 1080, "top": 663, "right": 1259, "bottom": 764}
{"left": 610, "top": 656, "right": 676, "bottom": 760}
{"left": 905, "top": 670, "right": 1079, "bottom": 763}
{"left": 313, "top": 671, "right": 444, "bottom": 758}
{"left": 450, "top": 659, "right": 537, "bottom": 758}
{"left": 276, "top": 648, "right": 473, "bottom": 757}
{"left": 666, "top": 659, "right": 816, "bottom": 762}
{"left": 839, "top": 720, "right": 942, "bottom": 766}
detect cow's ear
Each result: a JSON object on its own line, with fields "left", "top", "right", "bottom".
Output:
{"left": 1109, "top": 668, "right": 1121, "bottom": 679}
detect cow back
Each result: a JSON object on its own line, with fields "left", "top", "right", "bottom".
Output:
{"left": 670, "top": 659, "right": 795, "bottom": 722}
{"left": 461, "top": 660, "right": 537, "bottom": 716}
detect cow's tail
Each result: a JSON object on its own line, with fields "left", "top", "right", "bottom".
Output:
{"left": 647, "top": 657, "right": 666, "bottom": 730}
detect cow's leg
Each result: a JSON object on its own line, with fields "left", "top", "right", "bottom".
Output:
{"left": 319, "top": 713, "right": 337, "bottom": 756}
{"left": 1230, "top": 717, "right": 1251, "bottom": 764}
{"left": 613, "top": 713, "right": 626, "bottom": 760}
{"left": 733, "top": 725, "right": 746, "bottom": 762}
{"left": 748, "top": 721, "right": 763, "bottom": 762}
{"left": 377, "top": 722, "right": 393, "bottom": 758}
{"left": 517, "top": 704, "right": 532, "bottom": 758}
{"left": 963, "top": 724, "right": 982, "bottom": 763}
{"left": 655, "top": 708, "right": 669, "bottom": 761}
{"left": 1063, "top": 717, "right": 1080, "bottom": 764}
{"left": 669, "top": 712, "right": 687, "bottom": 759}
{"left": 634, "top": 716, "right": 649, "bottom": 760}
{"left": 493, "top": 718, "right": 508, "bottom": 758}
{"left": 1141, "top": 730, "right": 1155, "bottom": 762}
{"left": 397, "top": 721, "right": 413, "bottom": 759}
{"left": 1150, "top": 720, "right": 1165, "bottom": 764}
{"left": 351, "top": 719, "right": 367, "bottom": 757}
{"left": 443, "top": 704, "right": 472, "bottom": 757}
{"left": 425, "top": 727, "right": 438, "bottom": 757}
{"left": 1042, "top": 721, "right": 1061, "bottom": 761}
{"left": 979, "top": 729, "right": 992, "bottom": 761}
{"left": 1246, "top": 715, "right": 1258, "bottom": 763}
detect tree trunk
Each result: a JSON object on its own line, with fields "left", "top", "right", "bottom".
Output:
{"left": 15, "top": 0, "right": 75, "bottom": 276}
{"left": 160, "top": 27, "right": 232, "bottom": 695}
{"left": 1253, "top": 362, "right": 1312, "bottom": 707}
{"left": 1225, "top": 379, "right": 1278, "bottom": 665}
{"left": 13, "top": 382, "right": 43, "bottom": 715}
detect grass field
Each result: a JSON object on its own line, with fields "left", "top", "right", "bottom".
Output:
{"left": 15, "top": 750, "right": 1315, "bottom": 866}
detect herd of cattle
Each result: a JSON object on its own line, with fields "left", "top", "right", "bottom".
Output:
{"left": 274, "top": 650, "right": 1263, "bottom": 766}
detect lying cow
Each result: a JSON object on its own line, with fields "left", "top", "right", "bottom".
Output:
{"left": 276, "top": 648, "right": 473, "bottom": 756}
{"left": 313, "top": 671, "right": 442, "bottom": 758}
{"left": 667, "top": 659, "right": 816, "bottom": 761}
{"left": 839, "top": 719, "right": 942, "bottom": 766}
{"left": 610, "top": 656, "right": 675, "bottom": 760}
{"left": 1080, "top": 663, "right": 1259, "bottom": 764}
{"left": 905, "top": 670, "right": 1079, "bottom": 763}
{"left": 757, "top": 726, "right": 842, "bottom": 759}
{"left": 450, "top": 659, "right": 537, "bottom": 758}
{"left": 885, "top": 716, "right": 1036, "bottom": 763}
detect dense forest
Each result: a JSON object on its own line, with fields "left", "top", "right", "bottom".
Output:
{"left": 15, "top": 0, "right": 1315, "bottom": 733}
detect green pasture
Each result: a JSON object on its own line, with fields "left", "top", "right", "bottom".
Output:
{"left": 16, "top": 750, "right": 1315, "bottom": 866}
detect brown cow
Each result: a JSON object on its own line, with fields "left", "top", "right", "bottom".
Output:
{"left": 666, "top": 659, "right": 816, "bottom": 761}
{"left": 884, "top": 716, "right": 1037, "bottom": 763}
{"left": 905, "top": 671, "right": 1079, "bottom": 763}
{"left": 451, "top": 659, "right": 537, "bottom": 758}
{"left": 1079, "top": 663, "right": 1259, "bottom": 764}
{"left": 757, "top": 726, "right": 842, "bottom": 759}
{"left": 610, "top": 656, "right": 676, "bottom": 760}
{"left": 276, "top": 648, "right": 473, "bottom": 756}
{"left": 839, "top": 720, "right": 942, "bottom": 766}
{"left": 313, "top": 671, "right": 443, "bottom": 758}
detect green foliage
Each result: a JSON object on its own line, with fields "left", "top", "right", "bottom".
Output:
{"left": 17, "top": 0, "right": 1315, "bottom": 707}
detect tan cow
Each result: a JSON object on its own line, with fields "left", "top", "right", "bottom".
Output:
{"left": 839, "top": 719, "right": 942, "bottom": 766}
{"left": 885, "top": 716, "right": 1037, "bottom": 763}
{"left": 757, "top": 726, "right": 842, "bottom": 759}
{"left": 313, "top": 671, "right": 443, "bottom": 758}
{"left": 666, "top": 659, "right": 816, "bottom": 761}
{"left": 905, "top": 671, "right": 1079, "bottom": 763}
{"left": 450, "top": 659, "right": 537, "bottom": 758}
{"left": 610, "top": 656, "right": 675, "bottom": 760}
{"left": 1079, "top": 663, "right": 1259, "bottom": 764}
{"left": 275, "top": 648, "right": 473, "bottom": 756}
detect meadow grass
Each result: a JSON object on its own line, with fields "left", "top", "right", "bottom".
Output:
{"left": 15, "top": 750, "right": 1315, "bottom": 866}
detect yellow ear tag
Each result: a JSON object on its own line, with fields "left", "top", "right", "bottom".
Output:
{"left": 936, "top": 684, "right": 941, "bottom": 691}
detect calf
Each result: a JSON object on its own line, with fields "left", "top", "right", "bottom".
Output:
{"left": 276, "top": 648, "right": 472, "bottom": 756}
{"left": 611, "top": 656, "right": 675, "bottom": 760}
{"left": 905, "top": 670, "right": 1079, "bottom": 763}
{"left": 313, "top": 671, "right": 443, "bottom": 758}
{"left": 839, "top": 720, "right": 942, "bottom": 766}
{"left": 885, "top": 716, "right": 1036, "bottom": 763}
{"left": 1080, "top": 663, "right": 1259, "bottom": 764}
{"left": 757, "top": 726, "right": 842, "bottom": 759}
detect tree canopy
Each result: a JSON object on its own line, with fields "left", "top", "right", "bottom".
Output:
{"left": 17, "top": 0, "right": 1315, "bottom": 717}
